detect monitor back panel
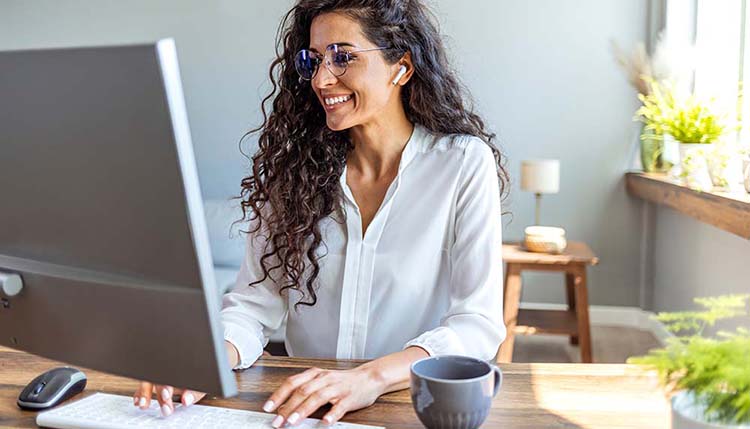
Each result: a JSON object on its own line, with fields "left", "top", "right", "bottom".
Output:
{"left": 0, "top": 41, "right": 235, "bottom": 396}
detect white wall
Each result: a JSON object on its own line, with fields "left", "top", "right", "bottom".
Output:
{"left": 1, "top": 0, "right": 651, "bottom": 306}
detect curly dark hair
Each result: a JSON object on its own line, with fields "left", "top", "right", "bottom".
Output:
{"left": 238, "top": 0, "right": 509, "bottom": 309}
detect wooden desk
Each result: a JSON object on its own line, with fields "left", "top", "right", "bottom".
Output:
{"left": 0, "top": 346, "right": 668, "bottom": 428}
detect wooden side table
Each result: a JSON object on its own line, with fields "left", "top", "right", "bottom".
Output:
{"left": 497, "top": 241, "right": 599, "bottom": 363}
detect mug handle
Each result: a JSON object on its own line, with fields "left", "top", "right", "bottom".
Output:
{"left": 490, "top": 364, "right": 503, "bottom": 397}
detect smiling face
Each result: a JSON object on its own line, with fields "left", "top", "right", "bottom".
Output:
{"left": 308, "top": 12, "right": 405, "bottom": 131}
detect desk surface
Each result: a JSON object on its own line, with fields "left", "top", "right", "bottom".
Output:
{"left": 0, "top": 346, "right": 669, "bottom": 428}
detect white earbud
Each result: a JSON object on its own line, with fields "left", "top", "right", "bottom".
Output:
{"left": 392, "top": 65, "right": 407, "bottom": 85}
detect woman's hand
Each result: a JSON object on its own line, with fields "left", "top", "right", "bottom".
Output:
{"left": 133, "top": 382, "right": 206, "bottom": 417}
{"left": 264, "top": 366, "right": 385, "bottom": 427}
{"left": 131, "top": 340, "right": 269, "bottom": 417}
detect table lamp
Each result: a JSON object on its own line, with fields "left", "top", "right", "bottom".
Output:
{"left": 521, "top": 159, "right": 566, "bottom": 253}
{"left": 521, "top": 159, "right": 560, "bottom": 225}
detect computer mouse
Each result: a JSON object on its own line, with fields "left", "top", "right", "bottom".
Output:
{"left": 17, "top": 367, "right": 87, "bottom": 410}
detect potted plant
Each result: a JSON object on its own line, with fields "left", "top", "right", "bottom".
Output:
{"left": 665, "top": 93, "right": 726, "bottom": 183}
{"left": 663, "top": 90, "right": 728, "bottom": 189}
{"left": 634, "top": 77, "right": 676, "bottom": 173}
{"left": 705, "top": 143, "right": 732, "bottom": 191}
{"left": 628, "top": 294, "right": 750, "bottom": 428}
{"left": 613, "top": 34, "right": 694, "bottom": 173}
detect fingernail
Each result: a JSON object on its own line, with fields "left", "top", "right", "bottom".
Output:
{"left": 262, "top": 400, "right": 274, "bottom": 412}
{"left": 133, "top": 396, "right": 139, "bottom": 405}
{"left": 287, "top": 412, "right": 300, "bottom": 425}
{"left": 161, "top": 404, "right": 172, "bottom": 417}
{"left": 324, "top": 415, "right": 334, "bottom": 426}
{"left": 161, "top": 388, "right": 171, "bottom": 402}
{"left": 183, "top": 392, "right": 195, "bottom": 407}
{"left": 271, "top": 414, "right": 284, "bottom": 428}
{"left": 139, "top": 397, "right": 147, "bottom": 408}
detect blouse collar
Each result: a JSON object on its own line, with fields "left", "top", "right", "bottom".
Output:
{"left": 338, "top": 122, "right": 426, "bottom": 198}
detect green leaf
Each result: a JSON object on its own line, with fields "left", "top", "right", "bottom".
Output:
{"left": 628, "top": 295, "right": 750, "bottom": 425}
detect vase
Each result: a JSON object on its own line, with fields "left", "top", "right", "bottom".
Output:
{"left": 743, "top": 157, "right": 750, "bottom": 193}
{"left": 672, "top": 391, "right": 750, "bottom": 429}
{"left": 677, "top": 142, "right": 713, "bottom": 190}
{"left": 639, "top": 129, "right": 670, "bottom": 173}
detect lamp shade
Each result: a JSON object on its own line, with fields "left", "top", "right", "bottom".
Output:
{"left": 520, "top": 159, "right": 560, "bottom": 194}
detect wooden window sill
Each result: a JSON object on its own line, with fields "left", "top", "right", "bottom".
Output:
{"left": 625, "top": 172, "right": 750, "bottom": 239}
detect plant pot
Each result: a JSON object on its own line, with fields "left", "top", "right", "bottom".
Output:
{"left": 678, "top": 142, "right": 713, "bottom": 190}
{"left": 672, "top": 391, "right": 750, "bottom": 429}
{"left": 663, "top": 134, "right": 681, "bottom": 177}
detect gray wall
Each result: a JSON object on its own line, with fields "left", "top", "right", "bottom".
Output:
{"left": 1, "top": 0, "right": 651, "bottom": 307}
{"left": 649, "top": 207, "right": 750, "bottom": 329}
{"left": 435, "top": 1, "right": 649, "bottom": 306}
{"left": 0, "top": 0, "right": 293, "bottom": 199}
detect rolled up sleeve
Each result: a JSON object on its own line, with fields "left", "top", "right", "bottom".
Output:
{"left": 403, "top": 140, "right": 505, "bottom": 361}
{"left": 221, "top": 226, "right": 288, "bottom": 370}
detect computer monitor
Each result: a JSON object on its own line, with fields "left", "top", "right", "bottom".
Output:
{"left": 0, "top": 39, "right": 237, "bottom": 397}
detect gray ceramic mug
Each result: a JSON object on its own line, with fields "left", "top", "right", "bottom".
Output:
{"left": 410, "top": 355, "right": 502, "bottom": 429}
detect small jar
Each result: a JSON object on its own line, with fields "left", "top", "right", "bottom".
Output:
{"left": 524, "top": 226, "right": 567, "bottom": 254}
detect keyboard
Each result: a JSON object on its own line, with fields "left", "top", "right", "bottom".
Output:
{"left": 36, "top": 392, "right": 384, "bottom": 429}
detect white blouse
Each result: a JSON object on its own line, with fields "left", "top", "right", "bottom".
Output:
{"left": 221, "top": 123, "right": 505, "bottom": 369}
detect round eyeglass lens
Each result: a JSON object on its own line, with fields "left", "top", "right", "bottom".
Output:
{"left": 295, "top": 49, "right": 317, "bottom": 80}
{"left": 326, "top": 45, "right": 349, "bottom": 76}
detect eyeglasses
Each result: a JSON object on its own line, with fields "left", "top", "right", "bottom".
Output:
{"left": 294, "top": 43, "right": 391, "bottom": 81}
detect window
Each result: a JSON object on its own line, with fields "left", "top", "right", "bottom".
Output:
{"left": 665, "top": 0, "right": 748, "bottom": 150}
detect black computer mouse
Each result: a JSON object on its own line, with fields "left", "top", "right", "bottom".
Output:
{"left": 17, "top": 367, "right": 87, "bottom": 410}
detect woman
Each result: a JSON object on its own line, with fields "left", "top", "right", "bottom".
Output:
{"left": 133, "top": 0, "right": 508, "bottom": 426}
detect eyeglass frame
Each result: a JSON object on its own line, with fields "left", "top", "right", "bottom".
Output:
{"left": 295, "top": 43, "right": 392, "bottom": 81}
